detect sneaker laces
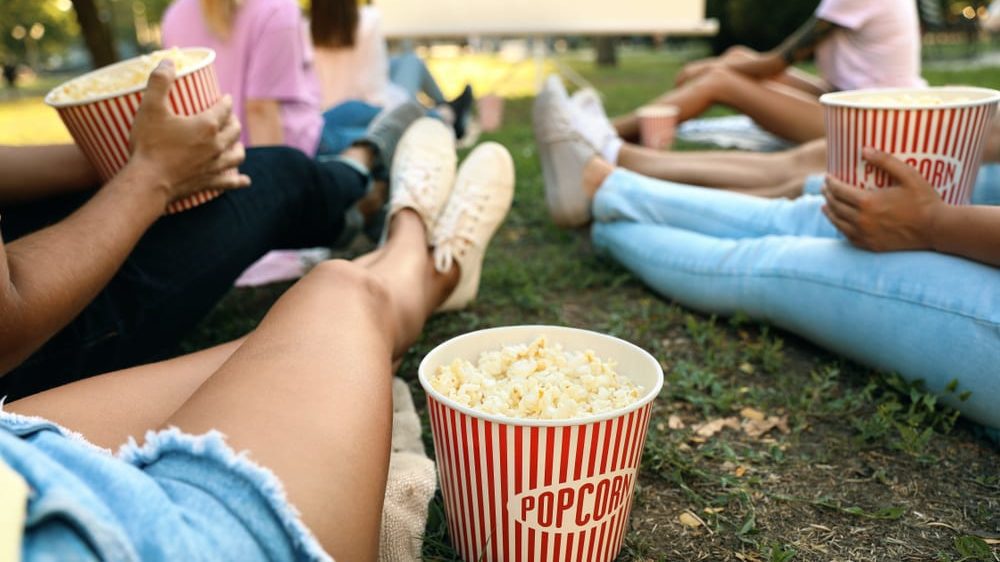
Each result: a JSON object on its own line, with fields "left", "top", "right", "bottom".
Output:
{"left": 432, "top": 182, "right": 490, "bottom": 273}
{"left": 393, "top": 154, "right": 446, "bottom": 214}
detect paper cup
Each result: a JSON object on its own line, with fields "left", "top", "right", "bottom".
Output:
{"left": 821, "top": 87, "right": 1000, "bottom": 205}
{"left": 45, "top": 48, "right": 223, "bottom": 214}
{"left": 637, "top": 104, "right": 679, "bottom": 150}
{"left": 419, "top": 325, "right": 663, "bottom": 562}
{"left": 478, "top": 94, "right": 505, "bottom": 133}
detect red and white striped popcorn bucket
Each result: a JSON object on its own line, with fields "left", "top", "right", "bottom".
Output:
{"left": 419, "top": 325, "right": 664, "bottom": 562}
{"left": 45, "top": 48, "right": 224, "bottom": 214}
{"left": 821, "top": 87, "right": 1000, "bottom": 205}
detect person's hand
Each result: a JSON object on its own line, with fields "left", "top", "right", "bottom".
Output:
{"left": 675, "top": 58, "right": 720, "bottom": 87}
{"left": 129, "top": 60, "right": 250, "bottom": 202}
{"left": 822, "top": 148, "right": 944, "bottom": 252}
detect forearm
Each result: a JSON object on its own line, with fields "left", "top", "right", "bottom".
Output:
{"left": 245, "top": 99, "right": 285, "bottom": 146}
{"left": 930, "top": 205, "right": 1000, "bottom": 266}
{"left": 726, "top": 52, "right": 788, "bottom": 79}
{"left": 0, "top": 162, "right": 167, "bottom": 373}
{"left": 0, "top": 145, "right": 101, "bottom": 203}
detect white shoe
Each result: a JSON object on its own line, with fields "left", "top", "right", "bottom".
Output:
{"left": 570, "top": 88, "right": 622, "bottom": 163}
{"left": 431, "top": 142, "right": 515, "bottom": 312}
{"left": 534, "top": 82, "right": 598, "bottom": 228}
{"left": 385, "top": 118, "right": 457, "bottom": 240}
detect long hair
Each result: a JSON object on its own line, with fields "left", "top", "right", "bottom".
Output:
{"left": 311, "top": 0, "right": 359, "bottom": 48}
{"left": 200, "top": 0, "right": 242, "bottom": 39}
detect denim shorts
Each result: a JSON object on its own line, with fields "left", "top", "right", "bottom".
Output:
{"left": 0, "top": 409, "right": 331, "bottom": 562}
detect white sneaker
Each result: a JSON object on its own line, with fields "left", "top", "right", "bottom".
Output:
{"left": 534, "top": 82, "right": 599, "bottom": 228}
{"left": 386, "top": 118, "right": 457, "bottom": 240}
{"left": 431, "top": 142, "right": 515, "bottom": 312}
{"left": 570, "top": 88, "right": 622, "bottom": 164}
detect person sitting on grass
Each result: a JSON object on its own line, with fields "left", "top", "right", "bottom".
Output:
{"left": 312, "top": 0, "right": 475, "bottom": 142}
{"left": 555, "top": 76, "right": 1000, "bottom": 207}
{"left": 1, "top": 117, "right": 516, "bottom": 562}
{"left": 609, "top": 0, "right": 925, "bottom": 145}
{"left": 0, "top": 60, "right": 423, "bottom": 400}
{"left": 534, "top": 85, "right": 1000, "bottom": 444}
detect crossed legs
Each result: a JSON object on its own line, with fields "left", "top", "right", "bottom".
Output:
{"left": 9, "top": 209, "right": 458, "bottom": 562}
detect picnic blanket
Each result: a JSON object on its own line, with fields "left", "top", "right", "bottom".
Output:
{"left": 676, "top": 115, "right": 793, "bottom": 152}
{"left": 381, "top": 378, "right": 436, "bottom": 562}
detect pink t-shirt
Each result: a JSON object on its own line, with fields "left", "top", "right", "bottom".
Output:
{"left": 815, "top": 0, "right": 926, "bottom": 91}
{"left": 162, "top": 0, "right": 323, "bottom": 156}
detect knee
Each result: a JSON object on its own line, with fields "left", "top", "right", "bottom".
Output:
{"left": 308, "top": 260, "right": 392, "bottom": 317}
{"left": 699, "top": 65, "right": 739, "bottom": 93}
{"left": 722, "top": 45, "right": 755, "bottom": 61}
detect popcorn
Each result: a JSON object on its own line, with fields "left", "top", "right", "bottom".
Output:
{"left": 430, "top": 336, "right": 642, "bottom": 420}
{"left": 48, "top": 48, "right": 207, "bottom": 104}
{"left": 851, "top": 93, "right": 971, "bottom": 107}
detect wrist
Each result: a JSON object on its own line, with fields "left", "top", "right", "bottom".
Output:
{"left": 926, "top": 201, "right": 953, "bottom": 252}
{"left": 106, "top": 158, "right": 172, "bottom": 212}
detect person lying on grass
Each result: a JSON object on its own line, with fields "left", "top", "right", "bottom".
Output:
{"left": 0, "top": 60, "right": 421, "bottom": 399}
{"left": 534, "top": 84, "right": 1000, "bottom": 444}
{"left": 608, "top": 0, "right": 925, "bottom": 146}
{"left": 1, "top": 118, "right": 515, "bottom": 562}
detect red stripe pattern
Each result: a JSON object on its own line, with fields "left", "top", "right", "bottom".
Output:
{"left": 427, "top": 396, "right": 655, "bottom": 562}
{"left": 825, "top": 101, "right": 998, "bottom": 205}
{"left": 56, "top": 64, "right": 224, "bottom": 214}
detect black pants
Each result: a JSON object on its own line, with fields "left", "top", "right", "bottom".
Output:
{"left": 0, "top": 146, "right": 365, "bottom": 399}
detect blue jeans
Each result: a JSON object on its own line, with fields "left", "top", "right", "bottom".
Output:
{"left": 317, "top": 100, "right": 382, "bottom": 157}
{"left": 0, "top": 146, "right": 366, "bottom": 399}
{"left": 389, "top": 52, "right": 445, "bottom": 105}
{"left": 591, "top": 168, "right": 1000, "bottom": 435}
{"left": 1, "top": 411, "right": 329, "bottom": 561}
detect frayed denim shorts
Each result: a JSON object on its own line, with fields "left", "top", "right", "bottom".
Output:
{"left": 0, "top": 410, "right": 332, "bottom": 562}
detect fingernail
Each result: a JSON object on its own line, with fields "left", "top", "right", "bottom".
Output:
{"left": 157, "top": 59, "right": 174, "bottom": 70}
{"left": 862, "top": 147, "right": 875, "bottom": 158}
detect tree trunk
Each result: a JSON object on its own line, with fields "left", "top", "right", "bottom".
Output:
{"left": 71, "top": 0, "right": 118, "bottom": 68}
{"left": 595, "top": 37, "right": 618, "bottom": 67}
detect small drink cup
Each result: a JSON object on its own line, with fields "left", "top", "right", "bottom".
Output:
{"left": 637, "top": 104, "right": 679, "bottom": 150}
{"left": 45, "top": 48, "right": 223, "bottom": 214}
{"left": 419, "top": 325, "right": 664, "bottom": 562}
{"left": 478, "top": 93, "right": 505, "bottom": 133}
{"left": 820, "top": 86, "right": 1000, "bottom": 205}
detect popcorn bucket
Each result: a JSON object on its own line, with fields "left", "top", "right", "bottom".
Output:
{"left": 637, "top": 104, "right": 679, "bottom": 150}
{"left": 821, "top": 87, "right": 1000, "bottom": 205}
{"left": 45, "top": 48, "right": 224, "bottom": 214}
{"left": 418, "top": 325, "right": 663, "bottom": 562}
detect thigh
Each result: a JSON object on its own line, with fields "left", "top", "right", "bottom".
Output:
{"left": 591, "top": 220, "right": 1000, "bottom": 430}
{"left": 592, "top": 168, "right": 841, "bottom": 238}
{"left": 773, "top": 67, "right": 834, "bottom": 98}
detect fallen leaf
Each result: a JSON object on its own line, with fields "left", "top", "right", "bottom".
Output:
{"left": 704, "top": 507, "right": 725, "bottom": 514}
{"left": 738, "top": 362, "right": 755, "bottom": 374}
{"left": 656, "top": 422, "right": 666, "bottom": 432}
{"left": 735, "top": 465, "right": 747, "bottom": 477}
{"left": 668, "top": 415, "right": 685, "bottom": 429}
{"left": 693, "top": 417, "right": 741, "bottom": 438}
{"left": 678, "top": 511, "right": 704, "bottom": 529}
{"left": 742, "top": 415, "right": 790, "bottom": 438}
{"left": 740, "top": 407, "right": 766, "bottom": 422}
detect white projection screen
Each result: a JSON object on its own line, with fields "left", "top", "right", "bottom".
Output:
{"left": 379, "top": 0, "right": 716, "bottom": 38}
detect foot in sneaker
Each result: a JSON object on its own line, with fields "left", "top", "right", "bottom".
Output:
{"left": 570, "top": 88, "right": 623, "bottom": 164}
{"left": 431, "top": 142, "right": 515, "bottom": 312}
{"left": 534, "top": 80, "right": 599, "bottom": 228}
{"left": 385, "top": 117, "right": 457, "bottom": 241}
{"left": 357, "top": 100, "right": 426, "bottom": 180}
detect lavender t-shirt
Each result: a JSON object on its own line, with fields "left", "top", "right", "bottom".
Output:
{"left": 815, "top": 0, "right": 926, "bottom": 91}
{"left": 162, "top": 0, "right": 323, "bottom": 156}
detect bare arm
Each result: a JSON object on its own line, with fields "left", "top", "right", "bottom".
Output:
{"left": 823, "top": 148, "right": 1000, "bottom": 267}
{"left": 727, "top": 17, "right": 840, "bottom": 79}
{"left": 0, "top": 144, "right": 101, "bottom": 203}
{"left": 0, "top": 61, "right": 250, "bottom": 375}
{"left": 245, "top": 99, "right": 285, "bottom": 146}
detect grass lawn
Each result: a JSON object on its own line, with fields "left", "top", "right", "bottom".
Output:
{"left": 4, "top": 49, "right": 998, "bottom": 561}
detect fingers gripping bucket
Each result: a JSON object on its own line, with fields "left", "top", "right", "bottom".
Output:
{"left": 45, "top": 48, "right": 224, "bottom": 214}
{"left": 821, "top": 87, "right": 1000, "bottom": 205}
{"left": 419, "top": 326, "right": 664, "bottom": 562}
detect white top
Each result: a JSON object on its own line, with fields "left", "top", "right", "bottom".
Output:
{"left": 313, "top": 6, "right": 407, "bottom": 110}
{"left": 814, "top": 0, "right": 926, "bottom": 91}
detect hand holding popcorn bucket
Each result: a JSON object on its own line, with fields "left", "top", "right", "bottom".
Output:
{"left": 419, "top": 325, "right": 663, "bottom": 562}
{"left": 820, "top": 87, "right": 1000, "bottom": 205}
{"left": 45, "top": 48, "right": 225, "bottom": 214}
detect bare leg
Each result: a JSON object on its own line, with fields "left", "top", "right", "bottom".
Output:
{"left": 613, "top": 67, "right": 826, "bottom": 144}
{"left": 616, "top": 138, "right": 826, "bottom": 197}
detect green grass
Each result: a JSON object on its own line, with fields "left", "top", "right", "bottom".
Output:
{"left": 4, "top": 47, "right": 999, "bottom": 561}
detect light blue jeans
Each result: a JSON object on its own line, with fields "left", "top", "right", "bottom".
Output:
{"left": 389, "top": 52, "right": 446, "bottom": 105}
{"left": 591, "top": 167, "right": 1000, "bottom": 437}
